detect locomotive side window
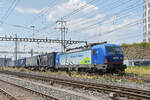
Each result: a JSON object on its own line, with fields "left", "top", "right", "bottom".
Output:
{"left": 93, "top": 50, "right": 96, "bottom": 55}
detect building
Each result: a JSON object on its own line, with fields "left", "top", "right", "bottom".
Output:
{"left": 143, "top": 0, "right": 150, "bottom": 42}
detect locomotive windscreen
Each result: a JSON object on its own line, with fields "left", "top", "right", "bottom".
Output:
{"left": 105, "top": 46, "right": 123, "bottom": 55}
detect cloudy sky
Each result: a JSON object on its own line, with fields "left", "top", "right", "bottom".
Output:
{"left": 0, "top": 0, "right": 143, "bottom": 59}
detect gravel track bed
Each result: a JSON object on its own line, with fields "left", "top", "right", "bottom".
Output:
{"left": 6, "top": 75, "right": 109, "bottom": 100}
{"left": 0, "top": 73, "right": 104, "bottom": 100}
{"left": 0, "top": 79, "right": 47, "bottom": 100}
{"left": 0, "top": 92, "right": 11, "bottom": 100}
{"left": 3, "top": 70, "right": 150, "bottom": 100}
{"left": 24, "top": 71, "right": 150, "bottom": 91}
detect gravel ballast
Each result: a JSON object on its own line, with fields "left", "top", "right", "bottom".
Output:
{"left": 24, "top": 71, "right": 150, "bottom": 91}
{"left": 2, "top": 70, "right": 150, "bottom": 100}
{"left": 0, "top": 74, "right": 103, "bottom": 100}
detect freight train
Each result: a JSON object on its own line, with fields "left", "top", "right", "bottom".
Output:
{"left": 12, "top": 43, "right": 126, "bottom": 73}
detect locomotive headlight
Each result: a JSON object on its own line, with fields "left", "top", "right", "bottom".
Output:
{"left": 104, "top": 58, "right": 108, "bottom": 64}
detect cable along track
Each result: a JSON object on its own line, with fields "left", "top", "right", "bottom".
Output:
{"left": 1, "top": 70, "right": 150, "bottom": 100}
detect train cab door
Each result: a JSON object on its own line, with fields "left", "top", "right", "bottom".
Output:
{"left": 92, "top": 49, "right": 98, "bottom": 64}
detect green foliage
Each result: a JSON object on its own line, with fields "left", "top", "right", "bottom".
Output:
{"left": 125, "top": 66, "right": 150, "bottom": 76}
{"left": 121, "top": 42, "right": 150, "bottom": 48}
{"left": 3, "top": 67, "right": 29, "bottom": 72}
{"left": 121, "top": 43, "right": 128, "bottom": 47}
{"left": 105, "top": 77, "right": 117, "bottom": 82}
{"left": 91, "top": 75, "right": 99, "bottom": 79}
{"left": 20, "top": 68, "right": 28, "bottom": 72}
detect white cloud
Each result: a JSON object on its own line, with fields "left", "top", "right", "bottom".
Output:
{"left": 46, "top": 0, "right": 98, "bottom": 22}
{"left": 45, "top": 0, "right": 142, "bottom": 44}
{"left": 66, "top": 11, "right": 142, "bottom": 44}
{"left": 15, "top": 7, "right": 45, "bottom": 14}
{"left": 68, "top": 14, "right": 104, "bottom": 29}
{"left": 88, "top": 14, "right": 142, "bottom": 44}
{"left": 98, "top": 16, "right": 140, "bottom": 36}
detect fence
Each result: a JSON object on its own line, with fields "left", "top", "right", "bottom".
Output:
{"left": 124, "top": 59, "right": 150, "bottom": 66}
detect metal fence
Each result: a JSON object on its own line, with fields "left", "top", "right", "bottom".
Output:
{"left": 124, "top": 59, "right": 150, "bottom": 66}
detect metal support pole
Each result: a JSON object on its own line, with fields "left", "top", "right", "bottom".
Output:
{"left": 31, "top": 26, "right": 35, "bottom": 39}
{"left": 15, "top": 34, "right": 17, "bottom": 66}
{"left": 56, "top": 18, "right": 68, "bottom": 52}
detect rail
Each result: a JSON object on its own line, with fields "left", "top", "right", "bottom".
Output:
{"left": 0, "top": 73, "right": 58, "bottom": 100}
{"left": 0, "top": 88, "right": 17, "bottom": 100}
{"left": 0, "top": 70, "right": 150, "bottom": 99}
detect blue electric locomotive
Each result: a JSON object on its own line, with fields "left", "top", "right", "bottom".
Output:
{"left": 55, "top": 43, "right": 126, "bottom": 73}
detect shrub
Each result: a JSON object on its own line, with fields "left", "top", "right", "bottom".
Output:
{"left": 125, "top": 66, "right": 150, "bottom": 75}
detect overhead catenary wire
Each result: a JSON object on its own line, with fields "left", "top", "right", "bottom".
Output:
{"left": 0, "top": 21, "right": 40, "bottom": 32}
{"left": 36, "top": 0, "right": 101, "bottom": 34}
{"left": 37, "top": 0, "right": 142, "bottom": 43}
{"left": 61, "top": 0, "right": 100, "bottom": 20}
{"left": 69, "top": 1, "right": 142, "bottom": 34}
{"left": 3, "top": 0, "right": 58, "bottom": 38}
{"left": 36, "top": 0, "right": 142, "bottom": 42}
{"left": 35, "top": 0, "right": 108, "bottom": 35}
{"left": 0, "top": 0, "right": 20, "bottom": 26}
{"left": 86, "top": 18, "right": 143, "bottom": 40}
{"left": 111, "top": 32, "right": 142, "bottom": 43}
{"left": 70, "top": 15, "right": 143, "bottom": 41}
{"left": 68, "top": 0, "right": 137, "bottom": 26}
{"left": 25, "top": 0, "right": 58, "bottom": 26}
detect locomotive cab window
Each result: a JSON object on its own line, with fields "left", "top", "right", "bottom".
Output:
{"left": 93, "top": 50, "right": 97, "bottom": 55}
{"left": 105, "top": 46, "right": 123, "bottom": 55}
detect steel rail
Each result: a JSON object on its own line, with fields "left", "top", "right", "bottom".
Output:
{"left": 1, "top": 70, "right": 150, "bottom": 99}
{"left": 0, "top": 77, "right": 57, "bottom": 100}
{"left": 0, "top": 88, "right": 17, "bottom": 100}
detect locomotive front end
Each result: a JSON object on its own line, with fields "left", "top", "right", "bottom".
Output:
{"left": 104, "top": 44, "right": 126, "bottom": 72}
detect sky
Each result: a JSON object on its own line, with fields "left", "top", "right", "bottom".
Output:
{"left": 0, "top": 0, "right": 143, "bottom": 59}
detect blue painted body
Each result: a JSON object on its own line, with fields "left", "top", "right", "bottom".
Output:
{"left": 92, "top": 44, "right": 105, "bottom": 64}
{"left": 55, "top": 44, "right": 124, "bottom": 66}
{"left": 55, "top": 53, "right": 60, "bottom": 66}
{"left": 92, "top": 44, "right": 124, "bottom": 65}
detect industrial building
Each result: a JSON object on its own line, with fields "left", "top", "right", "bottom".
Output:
{"left": 143, "top": 0, "right": 150, "bottom": 42}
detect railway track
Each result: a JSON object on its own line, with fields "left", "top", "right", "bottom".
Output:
{"left": 0, "top": 73, "right": 57, "bottom": 100}
{"left": 0, "top": 88, "right": 17, "bottom": 100}
{"left": 103, "top": 74, "right": 150, "bottom": 83}
{"left": 0, "top": 70, "right": 150, "bottom": 100}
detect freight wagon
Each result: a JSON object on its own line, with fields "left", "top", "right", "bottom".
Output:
{"left": 16, "top": 58, "right": 26, "bottom": 67}
{"left": 13, "top": 52, "right": 56, "bottom": 71}
{"left": 26, "top": 56, "right": 38, "bottom": 69}
{"left": 37, "top": 52, "right": 56, "bottom": 71}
